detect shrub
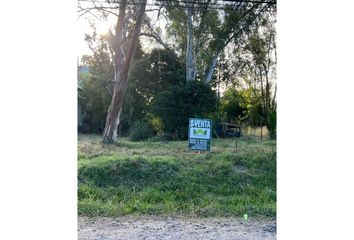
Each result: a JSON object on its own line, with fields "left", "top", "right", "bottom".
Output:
{"left": 266, "top": 109, "right": 276, "bottom": 140}
{"left": 129, "top": 120, "right": 153, "bottom": 141}
{"left": 152, "top": 81, "right": 217, "bottom": 140}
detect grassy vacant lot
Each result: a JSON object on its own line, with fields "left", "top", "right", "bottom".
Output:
{"left": 78, "top": 134, "right": 276, "bottom": 218}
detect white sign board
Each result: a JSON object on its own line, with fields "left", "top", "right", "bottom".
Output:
{"left": 188, "top": 118, "right": 212, "bottom": 151}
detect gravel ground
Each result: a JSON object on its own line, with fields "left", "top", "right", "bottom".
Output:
{"left": 78, "top": 216, "right": 276, "bottom": 240}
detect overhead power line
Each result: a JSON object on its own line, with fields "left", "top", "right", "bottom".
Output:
{"left": 78, "top": 0, "right": 276, "bottom": 7}
{"left": 78, "top": 0, "right": 276, "bottom": 2}
{"left": 158, "top": 0, "right": 276, "bottom": 4}
{"left": 78, "top": 0, "right": 276, "bottom": 19}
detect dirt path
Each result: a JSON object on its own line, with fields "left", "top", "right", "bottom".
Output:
{"left": 78, "top": 216, "right": 276, "bottom": 240}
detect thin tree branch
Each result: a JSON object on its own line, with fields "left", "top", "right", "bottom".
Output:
{"left": 78, "top": 6, "right": 101, "bottom": 20}
{"left": 139, "top": 32, "right": 171, "bottom": 50}
{"left": 160, "top": 11, "right": 180, "bottom": 49}
{"left": 141, "top": 18, "right": 171, "bottom": 50}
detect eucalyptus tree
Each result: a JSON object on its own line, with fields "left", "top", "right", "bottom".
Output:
{"left": 78, "top": 0, "right": 162, "bottom": 143}
{"left": 225, "top": 11, "right": 277, "bottom": 138}
{"left": 245, "top": 13, "right": 277, "bottom": 138}
{"left": 160, "top": 0, "right": 276, "bottom": 83}
{"left": 77, "top": 0, "right": 276, "bottom": 142}
{"left": 79, "top": 30, "right": 115, "bottom": 133}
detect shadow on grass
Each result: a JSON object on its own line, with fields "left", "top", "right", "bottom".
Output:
{"left": 78, "top": 158, "right": 180, "bottom": 189}
{"left": 78, "top": 152, "right": 276, "bottom": 217}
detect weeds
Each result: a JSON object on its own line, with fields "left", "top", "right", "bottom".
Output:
{"left": 78, "top": 134, "right": 276, "bottom": 218}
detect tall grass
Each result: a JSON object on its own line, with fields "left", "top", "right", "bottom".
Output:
{"left": 78, "top": 134, "right": 276, "bottom": 218}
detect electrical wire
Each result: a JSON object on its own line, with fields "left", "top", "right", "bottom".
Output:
{"left": 77, "top": 0, "right": 276, "bottom": 8}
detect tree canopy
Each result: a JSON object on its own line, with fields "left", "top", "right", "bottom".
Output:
{"left": 78, "top": 0, "right": 277, "bottom": 140}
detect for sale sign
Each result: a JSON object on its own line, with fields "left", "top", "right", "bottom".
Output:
{"left": 188, "top": 118, "right": 212, "bottom": 151}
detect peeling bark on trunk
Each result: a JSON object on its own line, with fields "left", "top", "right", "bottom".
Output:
{"left": 204, "top": 49, "right": 221, "bottom": 84}
{"left": 102, "top": 70, "right": 127, "bottom": 143}
{"left": 102, "top": 0, "right": 147, "bottom": 144}
{"left": 259, "top": 60, "right": 271, "bottom": 115}
{"left": 186, "top": 3, "right": 195, "bottom": 81}
{"left": 272, "top": 83, "right": 277, "bottom": 107}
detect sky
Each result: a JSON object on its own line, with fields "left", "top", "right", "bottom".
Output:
{"left": 77, "top": 14, "right": 114, "bottom": 58}
{"left": 77, "top": 0, "right": 167, "bottom": 61}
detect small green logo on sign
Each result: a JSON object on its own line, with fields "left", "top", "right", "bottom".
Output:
{"left": 193, "top": 129, "right": 207, "bottom": 135}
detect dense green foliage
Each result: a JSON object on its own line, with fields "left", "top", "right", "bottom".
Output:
{"left": 234, "top": 14, "right": 277, "bottom": 138}
{"left": 78, "top": 32, "right": 144, "bottom": 134}
{"left": 122, "top": 49, "right": 186, "bottom": 137}
{"left": 79, "top": 36, "right": 114, "bottom": 133}
{"left": 266, "top": 109, "right": 276, "bottom": 140}
{"left": 219, "top": 87, "right": 247, "bottom": 123}
{"left": 129, "top": 120, "right": 153, "bottom": 141}
{"left": 78, "top": 134, "right": 276, "bottom": 218}
{"left": 152, "top": 81, "right": 217, "bottom": 140}
{"left": 79, "top": 34, "right": 186, "bottom": 135}
{"left": 78, "top": 6, "right": 276, "bottom": 140}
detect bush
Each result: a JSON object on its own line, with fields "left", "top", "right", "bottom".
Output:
{"left": 152, "top": 81, "right": 217, "bottom": 140}
{"left": 266, "top": 109, "right": 276, "bottom": 140}
{"left": 129, "top": 120, "right": 153, "bottom": 141}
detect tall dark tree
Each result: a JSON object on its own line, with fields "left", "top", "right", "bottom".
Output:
{"left": 153, "top": 81, "right": 217, "bottom": 139}
{"left": 121, "top": 48, "right": 185, "bottom": 134}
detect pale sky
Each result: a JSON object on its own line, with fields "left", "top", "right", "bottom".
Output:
{"left": 77, "top": 14, "right": 115, "bottom": 58}
{"left": 77, "top": 0, "right": 167, "bottom": 61}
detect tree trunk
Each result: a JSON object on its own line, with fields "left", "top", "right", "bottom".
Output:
{"left": 258, "top": 66, "right": 265, "bottom": 111}
{"left": 102, "top": 0, "right": 147, "bottom": 144}
{"left": 186, "top": 2, "right": 195, "bottom": 81}
{"left": 272, "top": 83, "right": 277, "bottom": 107}
{"left": 263, "top": 63, "right": 271, "bottom": 112}
{"left": 204, "top": 49, "right": 221, "bottom": 83}
{"left": 102, "top": 69, "right": 127, "bottom": 143}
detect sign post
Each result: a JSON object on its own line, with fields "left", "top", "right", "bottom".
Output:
{"left": 188, "top": 118, "right": 212, "bottom": 151}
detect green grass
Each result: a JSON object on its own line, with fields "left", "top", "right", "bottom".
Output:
{"left": 78, "top": 134, "right": 276, "bottom": 218}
